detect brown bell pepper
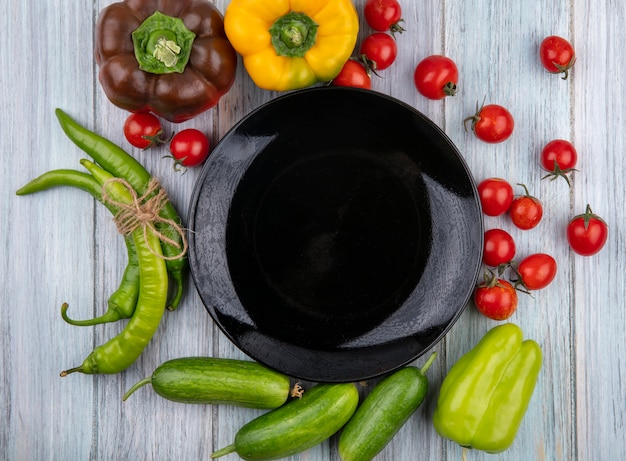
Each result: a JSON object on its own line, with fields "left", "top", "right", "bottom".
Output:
{"left": 95, "top": 0, "right": 237, "bottom": 123}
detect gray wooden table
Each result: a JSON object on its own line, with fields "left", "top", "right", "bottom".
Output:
{"left": 2, "top": 0, "right": 624, "bottom": 460}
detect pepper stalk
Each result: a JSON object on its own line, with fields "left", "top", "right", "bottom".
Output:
{"left": 132, "top": 11, "right": 196, "bottom": 74}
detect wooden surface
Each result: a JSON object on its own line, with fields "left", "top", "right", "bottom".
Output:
{"left": 2, "top": 0, "right": 624, "bottom": 460}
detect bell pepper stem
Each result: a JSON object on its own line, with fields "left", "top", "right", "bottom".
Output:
{"left": 270, "top": 12, "right": 318, "bottom": 58}
{"left": 132, "top": 11, "right": 196, "bottom": 74}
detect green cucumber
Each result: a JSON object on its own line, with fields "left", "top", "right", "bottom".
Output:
{"left": 123, "top": 357, "right": 291, "bottom": 409}
{"left": 338, "top": 352, "right": 438, "bottom": 461}
{"left": 212, "top": 382, "right": 359, "bottom": 460}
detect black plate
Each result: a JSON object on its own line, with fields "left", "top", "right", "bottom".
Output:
{"left": 187, "top": 87, "right": 483, "bottom": 382}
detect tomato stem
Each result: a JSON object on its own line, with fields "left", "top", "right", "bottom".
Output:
{"left": 358, "top": 54, "right": 380, "bottom": 77}
{"left": 541, "top": 161, "right": 577, "bottom": 187}
{"left": 507, "top": 261, "right": 534, "bottom": 296}
{"left": 389, "top": 20, "right": 406, "bottom": 38}
{"left": 443, "top": 81, "right": 458, "bottom": 97}
{"left": 551, "top": 56, "right": 577, "bottom": 80}
{"left": 463, "top": 97, "right": 486, "bottom": 132}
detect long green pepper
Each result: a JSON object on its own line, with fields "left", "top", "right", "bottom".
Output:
{"left": 16, "top": 169, "right": 140, "bottom": 325}
{"left": 55, "top": 108, "right": 186, "bottom": 311}
{"left": 60, "top": 160, "right": 168, "bottom": 375}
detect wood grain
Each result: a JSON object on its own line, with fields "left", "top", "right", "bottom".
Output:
{"left": 2, "top": 0, "right": 624, "bottom": 460}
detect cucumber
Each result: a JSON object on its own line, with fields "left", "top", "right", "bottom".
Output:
{"left": 338, "top": 352, "right": 437, "bottom": 461}
{"left": 211, "top": 382, "right": 359, "bottom": 460}
{"left": 123, "top": 357, "right": 291, "bottom": 409}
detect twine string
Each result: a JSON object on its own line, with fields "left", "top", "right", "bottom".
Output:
{"left": 101, "top": 177, "right": 188, "bottom": 261}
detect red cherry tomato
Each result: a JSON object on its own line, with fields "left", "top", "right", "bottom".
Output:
{"left": 364, "top": 0, "right": 405, "bottom": 35}
{"left": 517, "top": 253, "right": 557, "bottom": 290}
{"left": 360, "top": 33, "right": 398, "bottom": 71}
{"left": 540, "top": 139, "right": 578, "bottom": 186}
{"left": 539, "top": 35, "right": 576, "bottom": 79}
{"left": 123, "top": 112, "right": 166, "bottom": 149}
{"left": 477, "top": 178, "right": 514, "bottom": 216}
{"left": 464, "top": 103, "right": 514, "bottom": 143}
{"left": 483, "top": 228, "right": 516, "bottom": 267}
{"left": 474, "top": 278, "right": 518, "bottom": 321}
{"left": 566, "top": 204, "right": 608, "bottom": 256}
{"left": 332, "top": 60, "right": 372, "bottom": 89}
{"left": 413, "top": 55, "right": 459, "bottom": 100}
{"left": 169, "top": 129, "right": 210, "bottom": 168}
{"left": 509, "top": 184, "right": 543, "bottom": 230}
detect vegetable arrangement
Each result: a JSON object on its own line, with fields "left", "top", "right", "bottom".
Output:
{"left": 17, "top": 109, "right": 188, "bottom": 375}
{"left": 55, "top": 109, "right": 188, "bottom": 310}
{"left": 62, "top": 159, "right": 169, "bottom": 376}
{"left": 15, "top": 0, "right": 612, "bottom": 458}
{"left": 463, "top": 32, "right": 606, "bottom": 321}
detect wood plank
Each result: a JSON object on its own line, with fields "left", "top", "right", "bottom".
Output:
{"left": 573, "top": 0, "right": 626, "bottom": 459}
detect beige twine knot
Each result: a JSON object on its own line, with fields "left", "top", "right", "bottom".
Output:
{"left": 101, "top": 177, "right": 188, "bottom": 261}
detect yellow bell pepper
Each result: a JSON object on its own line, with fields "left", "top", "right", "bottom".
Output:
{"left": 224, "top": 0, "right": 359, "bottom": 91}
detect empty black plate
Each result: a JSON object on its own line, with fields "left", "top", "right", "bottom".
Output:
{"left": 187, "top": 87, "right": 483, "bottom": 382}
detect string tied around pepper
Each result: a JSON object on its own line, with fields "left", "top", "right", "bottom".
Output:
{"left": 101, "top": 177, "right": 188, "bottom": 261}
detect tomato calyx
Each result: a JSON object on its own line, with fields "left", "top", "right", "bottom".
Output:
{"left": 141, "top": 130, "right": 173, "bottom": 150}
{"left": 507, "top": 261, "right": 535, "bottom": 295}
{"left": 478, "top": 268, "right": 510, "bottom": 290}
{"left": 162, "top": 153, "right": 190, "bottom": 174}
{"left": 357, "top": 54, "right": 381, "bottom": 78}
{"left": 550, "top": 55, "right": 576, "bottom": 80}
{"left": 516, "top": 183, "right": 531, "bottom": 197}
{"left": 388, "top": 19, "right": 406, "bottom": 38}
{"left": 443, "top": 81, "right": 458, "bottom": 97}
{"left": 463, "top": 99, "right": 485, "bottom": 133}
{"left": 575, "top": 204, "right": 607, "bottom": 231}
{"left": 541, "top": 159, "right": 578, "bottom": 187}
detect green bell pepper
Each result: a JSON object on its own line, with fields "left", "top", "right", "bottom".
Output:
{"left": 433, "top": 323, "right": 542, "bottom": 453}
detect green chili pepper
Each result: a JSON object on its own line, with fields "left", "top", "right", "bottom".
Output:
{"left": 60, "top": 160, "right": 169, "bottom": 376}
{"left": 17, "top": 169, "right": 103, "bottom": 199}
{"left": 60, "top": 226, "right": 139, "bottom": 325}
{"left": 16, "top": 169, "right": 140, "bottom": 325}
{"left": 54, "top": 108, "right": 186, "bottom": 311}
{"left": 433, "top": 323, "right": 542, "bottom": 453}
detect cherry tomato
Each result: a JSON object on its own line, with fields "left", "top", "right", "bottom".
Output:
{"left": 364, "top": 0, "right": 405, "bottom": 35}
{"left": 123, "top": 112, "right": 166, "bottom": 149}
{"left": 474, "top": 277, "right": 518, "bottom": 321}
{"left": 332, "top": 60, "right": 372, "bottom": 89}
{"left": 477, "top": 178, "right": 514, "bottom": 216}
{"left": 360, "top": 33, "right": 398, "bottom": 71}
{"left": 566, "top": 204, "right": 608, "bottom": 256}
{"left": 539, "top": 35, "right": 576, "bottom": 80}
{"left": 464, "top": 103, "right": 514, "bottom": 143}
{"left": 517, "top": 253, "right": 557, "bottom": 290}
{"left": 509, "top": 184, "right": 543, "bottom": 230}
{"left": 169, "top": 129, "right": 210, "bottom": 168}
{"left": 483, "top": 228, "right": 516, "bottom": 267}
{"left": 540, "top": 139, "right": 578, "bottom": 186}
{"left": 413, "top": 55, "right": 458, "bottom": 100}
